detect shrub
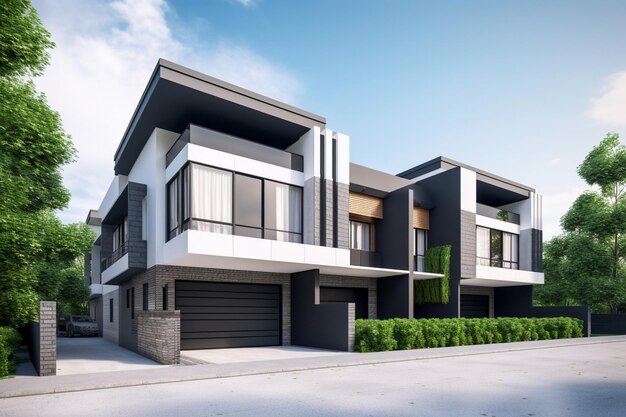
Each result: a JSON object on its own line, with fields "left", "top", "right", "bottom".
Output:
{"left": 354, "top": 317, "right": 583, "bottom": 352}
{"left": 0, "top": 326, "right": 22, "bottom": 378}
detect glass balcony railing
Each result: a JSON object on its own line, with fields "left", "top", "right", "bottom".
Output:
{"left": 476, "top": 203, "right": 520, "bottom": 225}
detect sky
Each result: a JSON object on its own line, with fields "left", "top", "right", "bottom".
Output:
{"left": 32, "top": 0, "right": 626, "bottom": 240}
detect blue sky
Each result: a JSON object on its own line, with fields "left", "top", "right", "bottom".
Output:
{"left": 33, "top": 0, "right": 626, "bottom": 239}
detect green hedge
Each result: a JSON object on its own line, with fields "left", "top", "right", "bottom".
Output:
{"left": 0, "top": 327, "right": 22, "bottom": 378}
{"left": 355, "top": 317, "right": 583, "bottom": 352}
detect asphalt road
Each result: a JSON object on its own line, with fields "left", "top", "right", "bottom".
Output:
{"left": 1, "top": 340, "right": 625, "bottom": 417}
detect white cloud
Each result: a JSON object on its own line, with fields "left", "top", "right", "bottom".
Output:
{"left": 541, "top": 185, "right": 587, "bottom": 240}
{"left": 231, "top": 0, "right": 257, "bottom": 7}
{"left": 589, "top": 71, "right": 626, "bottom": 126}
{"left": 33, "top": 0, "right": 301, "bottom": 224}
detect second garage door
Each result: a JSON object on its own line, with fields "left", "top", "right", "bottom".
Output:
{"left": 460, "top": 294, "right": 490, "bottom": 318}
{"left": 176, "top": 281, "right": 281, "bottom": 350}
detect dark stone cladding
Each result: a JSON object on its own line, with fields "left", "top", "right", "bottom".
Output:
{"left": 137, "top": 310, "right": 180, "bottom": 364}
{"left": 460, "top": 210, "right": 476, "bottom": 279}
{"left": 127, "top": 182, "right": 147, "bottom": 269}
{"left": 531, "top": 228, "right": 543, "bottom": 272}
{"left": 336, "top": 183, "right": 349, "bottom": 249}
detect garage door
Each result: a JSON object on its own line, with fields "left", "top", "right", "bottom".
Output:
{"left": 176, "top": 281, "right": 281, "bottom": 350}
{"left": 320, "top": 287, "right": 368, "bottom": 319}
{"left": 460, "top": 294, "right": 489, "bottom": 318}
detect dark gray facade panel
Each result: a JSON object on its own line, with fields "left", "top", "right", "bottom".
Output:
{"left": 377, "top": 274, "right": 413, "bottom": 319}
{"left": 320, "top": 287, "right": 368, "bottom": 319}
{"left": 531, "top": 228, "right": 543, "bottom": 272}
{"left": 460, "top": 210, "right": 477, "bottom": 279}
{"left": 412, "top": 168, "right": 462, "bottom": 318}
{"left": 324, "top": 179, "right": 334, "bottom": 247}
{"left": 291, "top": 270, "right": 353, "bottom": 351}
{"left": 376, "top": 188, "right": 413, "bottom": 270}
{"left": 127, "top": 182, "right": 147, "bottom": 269}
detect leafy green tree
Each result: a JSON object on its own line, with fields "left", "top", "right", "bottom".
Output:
{"left": 536, "top": 133, "right": 626, "bottom": 312}
{"left": 0, "top": 1, "right": 93, "bottom": 327}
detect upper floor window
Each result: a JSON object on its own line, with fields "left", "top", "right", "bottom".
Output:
{"left": 112, "top": 217, "right": 128, "bottom": 254}
{"left": 476, "top": 226, "right": 518, "bottom": 269}
{"left": 350, "top": 220, "right": 371, "bottom": 251}
{"left": 167, "top": 162, "right": 302, "bottom": 243}
{"left": 414, "top": 228, "right": 428, "bottom": 272}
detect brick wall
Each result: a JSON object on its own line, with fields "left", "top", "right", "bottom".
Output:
{"left": 37, "top": 301, "right": 56, "bottom": 376}
{"left": 319, "top": 274, "right": 377, "bottom": 319}
{"left": 336, "top": 183, "right": 350, "bottom": 249}
{"left": 137, "top": 310, "right": 180, "bottom": 364}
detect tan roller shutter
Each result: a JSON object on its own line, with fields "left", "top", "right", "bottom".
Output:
{"left": 413, "top": 207, "right": 429, "bottom": 229}
{"left": 349, "top": 192, "right": 383, "bottom": 219}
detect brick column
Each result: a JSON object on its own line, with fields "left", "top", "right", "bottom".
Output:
{"left": 39, "top": 301, "right": 56, "bottom": 376}
{"left": 137, "top": 310, "right": 180, "bottom": 364}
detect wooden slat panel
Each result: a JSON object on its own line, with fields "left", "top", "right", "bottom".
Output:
{"left": 349, "top": 192, "right": 383, "bottom": 219}
{"left": 413, "top": 207, "right": 429, "bottom": 230}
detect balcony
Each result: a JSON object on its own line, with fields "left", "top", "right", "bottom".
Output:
{"left": 101, "top": 242, "right": 128, "bottom": 271}
{"left": 166, "top": 124, "right": 304, "bottom": 171}
{"left": 476, "top": 203, "right": 520, "bottom": 225}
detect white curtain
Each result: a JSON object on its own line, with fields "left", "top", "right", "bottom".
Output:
{"left": 168, "top": 180, "right": 178, "bottom": 231}
{"left": 476, "top": 227, "right": 490, "bottom": 264}
{"left": 350, "top": 221, "right": 370, "bottom": 251}
{"left": 274, "top": 183, "right": 302, "bottom": 235}
{"left": 191, "top": 164, "right": 232, "bottom": 225}
{"left": 503, "top": 232, "right": 512, "bottom": 268}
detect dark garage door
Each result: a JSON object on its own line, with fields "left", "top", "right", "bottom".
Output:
{"left": 176, "top": 281, "right": 281, "bottom": 350}
{"left": 320, "top": 287, "right": 368, "bottom": 319}
{"left": 460, "top": 294, "right": 489, "bottom": 318}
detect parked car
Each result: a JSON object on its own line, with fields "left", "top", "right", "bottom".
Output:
{"left": 66, "top": 315, "right": 98, "bottom": 337}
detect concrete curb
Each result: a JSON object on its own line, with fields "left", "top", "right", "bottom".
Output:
{"left": 1, "top": 335, "right": 625, "bottom": 399}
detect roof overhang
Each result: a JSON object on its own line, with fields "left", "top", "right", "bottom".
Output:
{"left": 114, "top": 59, "right": 326, "bottom": 175}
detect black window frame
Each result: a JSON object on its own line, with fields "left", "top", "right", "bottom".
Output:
{"left": 131, "top": 287, "right": 135, "bottom": 319}
{"left": 126, "top": 288, "right": 130, "bottom": 308}
{"left": 163, "top": 284, "right": 168, "bottom": 311}
{"left": 109, "top": 298, "right": 114, "bottom": 323}
{"left": 414, "top": 228, "right": 428, "bottom": 272}
{"left": 476, "top": 226, "right": 519, "bottom": 270}
{"left": 166, "top": 161, "right": 303, "bottom": 244}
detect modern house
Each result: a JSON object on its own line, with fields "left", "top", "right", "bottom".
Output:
{"left": 84, "top": 59, "right": 581, "bottom": 364}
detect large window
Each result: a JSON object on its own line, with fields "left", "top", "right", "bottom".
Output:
{"left": 476, "top": 226, "right": 518, "bottom": 269}
{"left": 167, "top": 162, "right": 302, "bottom": 243}
{"left": 414, "top": 228, "right": 428, "bottom": 272}
{"left": 112, "top": 217, "right": 128, "bottom": 254}
{"left": 350, "top": 220, "right": 371, "bottom": 251}
{"left": 265, "top": 180, "right": 302, "bottom": 243}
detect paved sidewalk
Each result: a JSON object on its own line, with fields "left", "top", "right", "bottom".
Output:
{"left": 1, "top": 335, "right": 624, "bottom": 399}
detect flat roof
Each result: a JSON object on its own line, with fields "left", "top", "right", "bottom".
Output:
{"left": 350, "top": 163, "right": 412, "bottom": 196}
{"left": 114, "top": 59, "right": 326, "bottom": 175}
{"left": 397, "top": 156, "right": 535, "bottom": 194}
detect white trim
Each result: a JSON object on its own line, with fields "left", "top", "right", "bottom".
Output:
{"left": 101, "top": 253, "right": 129, "bottom": 285}
{"left": 475, "top": 214, "right": 521, "bottom": 235}
{"left": 411, "top": 167, "right": 446, "bottom": 183}
{"left": 460, "top": 167, "right": 476, "bottom": 213}
{"left": 473, "top": 264, "right": 544, "bottom": 285}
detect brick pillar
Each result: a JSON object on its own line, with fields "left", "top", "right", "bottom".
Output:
{"left": 39, "top": 301, "right": 56, "bottom": 376}
{"left": 137, "top": 311, "right": 180, "bottom": 364}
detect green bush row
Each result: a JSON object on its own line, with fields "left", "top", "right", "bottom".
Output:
{"left": 0, "top": 326, "right": 22, "bottom": 378}
{"left": 355, "top": 317, "right": 584, "bottom": 352}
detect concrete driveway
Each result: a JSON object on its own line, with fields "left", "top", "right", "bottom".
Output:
{"left": 180, "top": 345, "right": 349, "bottom": 364}
{"left": 57, "top": 337, "right": 165, "bottom": 375}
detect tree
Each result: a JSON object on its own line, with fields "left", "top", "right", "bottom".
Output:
{"left": 0, "top": 1, "right": 94, "bottom": 328}
{"left": 536, "top": 133, "right": 626, "bottom": 313}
